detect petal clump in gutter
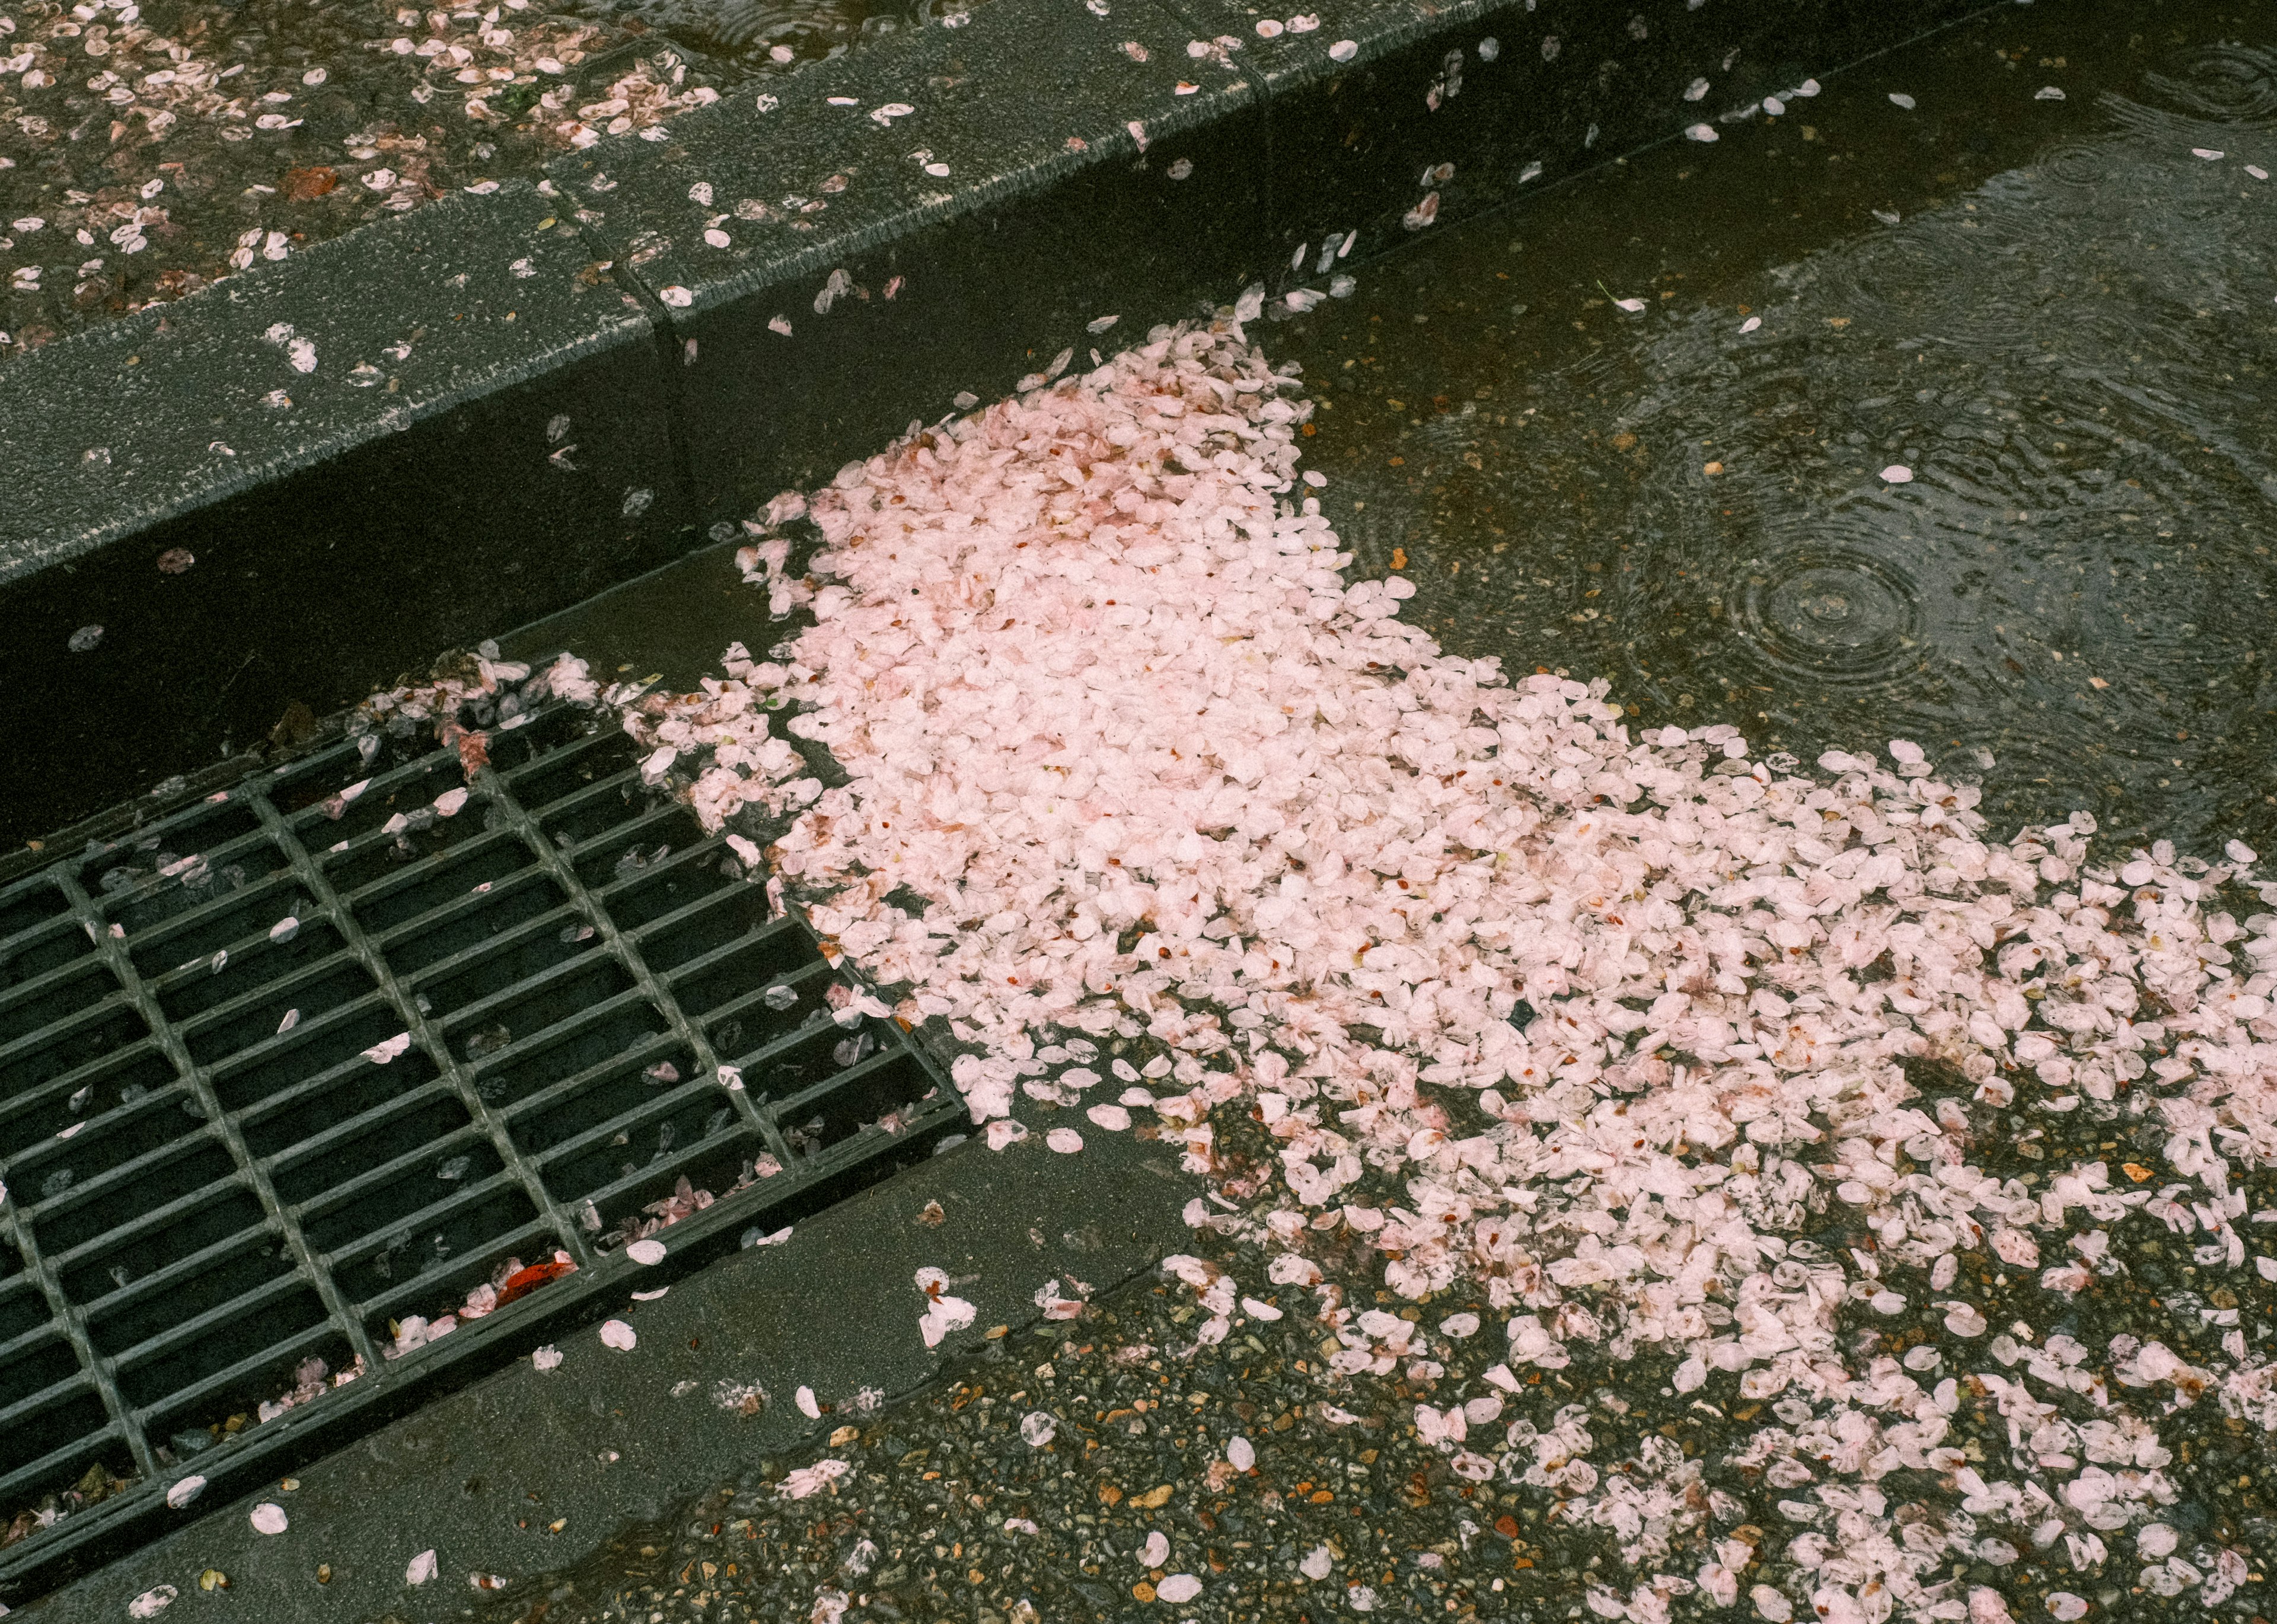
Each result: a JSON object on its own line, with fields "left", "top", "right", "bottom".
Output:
{"left": 604, "top": 322, "right": 2277, "bottom": 1622}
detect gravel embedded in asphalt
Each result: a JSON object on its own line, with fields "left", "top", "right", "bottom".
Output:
{"left": 451, "top": 1130, "right": 2274, "bottom": 1624}
{"left": 464, "top": 1259, "right": 1569, "bottom": 1624}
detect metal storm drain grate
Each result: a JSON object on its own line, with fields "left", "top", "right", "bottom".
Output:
{"left": 0, "top": 698, "right": 959, "bottom": 1598}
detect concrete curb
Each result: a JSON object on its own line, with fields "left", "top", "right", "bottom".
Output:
{"left": 0, "top": 180, "right": 688, "bottom": 848}
{"left": 1, "top": 0, "right": 1985, "bottom": 849}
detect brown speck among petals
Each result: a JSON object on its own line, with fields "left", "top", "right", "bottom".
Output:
{"left": 283, "top": 167, "right": 340, "bottom": 202}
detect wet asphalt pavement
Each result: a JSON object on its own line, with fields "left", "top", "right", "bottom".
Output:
{"left": 449, "top": 4, "right": 2277, "bottom": 1620}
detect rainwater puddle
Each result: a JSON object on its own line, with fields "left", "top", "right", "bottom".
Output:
{"left": 1274, "top": 0, "right": 2277, "bottom": 860}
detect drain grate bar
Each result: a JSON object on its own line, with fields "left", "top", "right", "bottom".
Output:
{"left": 250, "top": 788, "right": 599, "bottom": 1282}
{"left": 59, "top": 859, "right": 388, "bottom": 1424}
{"left": 1, "top": 1174, "right": 148, "bottom": 1491}
{"left": 483, "top": 765, "right": 798, "bottom": 1178}
{"left": 0, "top": 701, "right": 958, "bottom": 1599}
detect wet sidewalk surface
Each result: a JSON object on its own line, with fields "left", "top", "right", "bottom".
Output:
{"left": 0, "top": 0, "right": 940, "bottom": 358}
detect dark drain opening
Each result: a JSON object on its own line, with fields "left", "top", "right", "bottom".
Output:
{"left": 0, "top": 691, "right": 959, "bottom": 1603}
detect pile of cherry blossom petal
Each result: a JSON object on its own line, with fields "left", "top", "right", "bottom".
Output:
{"left": 251, "top": 1351, "right": 365, "bottom": 1426}
{"left": 347, "top": 639, "right": 618, "bottom": 780}
{"left": 615, "top": 321, "right": 2272, "bottom": 1622}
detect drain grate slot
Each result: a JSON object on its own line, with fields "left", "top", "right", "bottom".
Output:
{"left": 215, "top": 1013, "right": 432, "bottom": 1116}
{"left": 0, "top": 703, "right": 959, "bottom": 1600}
{"left": 2, "top": 1342, "right": 87, "bottom": 1423}
{"left": 0, "top": 921, "right": 97, "bottom": 996}
{"left": 0, "top": 1381, "right": 110, "bottom": 1481}
{"left": 58, "top": 1194, "right": 267, "bottom": 1308}
{"left": 34, "top": 1143, "right": 240, "bottom": 1258}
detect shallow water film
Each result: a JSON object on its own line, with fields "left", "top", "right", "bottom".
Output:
{"left": 1277, "top": 0, "right": 2277, "bottom": 864}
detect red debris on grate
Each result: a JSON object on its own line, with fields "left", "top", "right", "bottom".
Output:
{"left": 495, "top": 1258, "right": 578, "bottom": 1309}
